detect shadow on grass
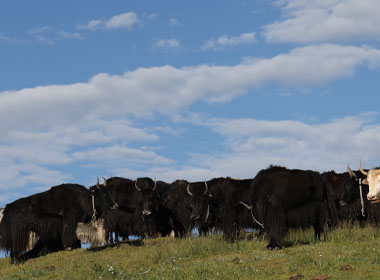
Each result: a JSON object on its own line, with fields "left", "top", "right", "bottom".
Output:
{"left": 86, "top": 239, "right": 144, "bottom": 252}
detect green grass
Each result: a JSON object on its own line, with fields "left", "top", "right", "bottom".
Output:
{"left": 1, "top": 224, "right": 380, "bottom": 279}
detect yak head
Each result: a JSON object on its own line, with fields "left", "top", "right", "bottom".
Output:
{"left": 187, "top": 181, "right": 210, "bottom": 222}
{"left": 359, "top": 161, "right": 380, "bottom": 203}
{"left": 135, "top": 177, "right": 159, "bottom": 216}
{"left": 340, "top": 165, "right": 368, "bottom": 206}
{"left": 89, "top": 177, "right": 115, "bottom": 218}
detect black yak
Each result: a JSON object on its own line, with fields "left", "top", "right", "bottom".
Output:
{"left": 250, "top": 166, "right": 338, "bottom": 250}
{"left": 0, "top": 183, "right": 108, "bottom": 263}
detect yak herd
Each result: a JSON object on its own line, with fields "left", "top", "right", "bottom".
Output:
{"left": 0, "top": 163, "right": 379, "bottom": 264}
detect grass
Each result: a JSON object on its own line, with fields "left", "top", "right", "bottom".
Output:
{"left": 1, "top": 223, "right": 380, "bottom": 279}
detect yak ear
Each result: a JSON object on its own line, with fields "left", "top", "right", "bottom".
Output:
{"left": 362, "top": 178, "right": 369, "bottom": 185}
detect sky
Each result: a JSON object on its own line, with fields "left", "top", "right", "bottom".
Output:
{"left": 1, "top": 0, "right": 380, "bottom": 206}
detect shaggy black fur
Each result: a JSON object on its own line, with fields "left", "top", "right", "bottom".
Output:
{"left": 0, "top": 184, "right": 93, "bottom": 263}
{"left": 250, "top": 165, "right": 338, "bottom": 250}
{"left": 98, "top": 177, "right": 164, "bottom": 241}
{"left": 188, "top": 177, "right": 258, "bottom": 242}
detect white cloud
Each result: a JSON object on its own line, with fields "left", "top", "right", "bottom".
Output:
{"left": 202, "top": 32, "right": 256, "bottom": 51}
{"left": 26, "top": 26, "right": 82, "bottom": 44}
{"left": 0, "top": 33, "right": 27, "bottom": 44}
{"left": 1, "top": 44, "right": 379, "bottom": 136}
{"left": 204, "top": 113, "right": 380, "bottom": 174}
{"left": 72, "top": 145, "right": 173, "bottom": 165}
{"left": 27, "top": 26, "right": 51, "bottom": 35}
{"left": 35, "top": 35, "right": 54, "bottom": 45}
{"left": 106, "top": 12, "right": 139, "bottom": 29}
{"left": 0, "top": 117, "right": 162, "bottom": 193}
{"left": 78, "top": 12, "right": 139, "bottom": 30}
{"left": 169, "top": 18, "right": 182, "bottom": 27}
{"left": 58, "top": 31, "right": 82, "bottom": 39}
{"left": 79, "top": 20, "right": 103, "bottom": 31}
{"left": 264, "top": 0, "right": 380, "bottom": 43}
{"left": 154, "top": 38, "right": 181, "bottom": 49}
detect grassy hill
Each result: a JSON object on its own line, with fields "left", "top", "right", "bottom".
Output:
{"left": 1, "top": 224, "right": 379, "bottom": 279}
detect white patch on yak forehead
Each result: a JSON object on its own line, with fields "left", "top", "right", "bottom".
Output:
{"left": 367, "top": 169, "right": 380, "bottom": 199}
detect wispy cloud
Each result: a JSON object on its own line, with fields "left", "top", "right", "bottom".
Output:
{"left": 27, "top": 26, "right": 51, "bottom": 35}
{"left": 78, "top": 12, "right": 139, "bottom": 31}
{"left": 202, "top": 32, "right": 256, "bottom": 51}
{"left": 153, "top": 38, "right": 181, "bottom": 49}
{"left": 58, "top": 31, "right": 82, "bottom": 40}
{"left": 26, "top": 26, "right": 82, "bottom": 44}
{"left": 0, "top": 33, "right": 27, "bottom": 44}
{"left": 169, "top": 18, "right": 182, "bottom": 27}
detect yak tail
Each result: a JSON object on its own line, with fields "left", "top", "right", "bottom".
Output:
{"left": 324, "top": 184, "right": 339, "bottom": 227}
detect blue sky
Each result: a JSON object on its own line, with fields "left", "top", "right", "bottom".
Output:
{"left": 1, "top": 0, "right": 380, "bottom": 206}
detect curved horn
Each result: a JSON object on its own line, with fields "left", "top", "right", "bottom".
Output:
{"left": 187, "top": 183, "right": 193, "bottom": 196}
{"left": 96, "top": 177, "right": 100, "bottom": 189}
{"left": 359, "top": 161, "right": 368, "bottom": 176}
{"left": 102, "top": 177, "right": 107, "bottom": 187}
{"left": 204, "top": 181, "right": 208, "bottom": 195}
{"left": 347, "top": 165, "right": 356, "bottom": 178}
{"left": 152, "top": 177, "right": 157, "bottom": 192}
{"left": 135, "top": 178, "right": 141, "bottom": 192}
{"left": 204, "top": 204, "right": 210, "bottom": 223}
{"left": 239, "top": 201, "right": 253, "bottom": 210}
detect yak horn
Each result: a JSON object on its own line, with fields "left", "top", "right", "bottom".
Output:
{"left": 359, "top": 161, "right": 368, "bottom": 176}
{"left": 204, "top": 181, "right": 208, "bottom": 195}
{"left": 347, "top": 165, "right": 356, "bottom": 178}
{"left": 239, "top": 201, "right": 253, "bottom": 210}
{"left": 135, "top": 179, "right": 141, "bottom": 192}
{"left": 96, "top": 177, "right": 100, "bottom": 189}
{"left": 152, "top": 178, "right": 157, "bottom": 191}
{"left": 187, "top": 183, "right": 193, "bottom": 196}
{"left": 102, "top": 177, "right": 107, "bottom": 187}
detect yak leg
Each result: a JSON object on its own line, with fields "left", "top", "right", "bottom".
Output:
{"left": 223, "top": 207, "right": 237, "bottom": 242}
{"left": 259, "top": 201, "right": 286, "bottom": 250}
{"left": 62, "top": 216, "right": 80, "bottom": 250}
{"left": 314, "top": 202, "right": 326, "bottom": 241}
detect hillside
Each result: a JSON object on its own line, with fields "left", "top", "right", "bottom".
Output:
{"left": 0, "top": 224, "right": 379, "bottom": 279}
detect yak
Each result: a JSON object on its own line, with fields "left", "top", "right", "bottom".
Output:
{"left": 96, "top": 177, "right": 164, "bottom": 241}
{"left": 187, "top": 177, "right": 257, "bottom": 241}
{"left": 0, "top": 183, "right": 109, "bottom": 263}
{"left": 250, "top": 166, "right": 338, "bottom": 250}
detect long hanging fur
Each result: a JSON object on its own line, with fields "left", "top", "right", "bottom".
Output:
{"left": 76, "top": 219, "right": 106, "bottom": 246}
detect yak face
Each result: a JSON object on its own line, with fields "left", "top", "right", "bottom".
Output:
{"left": 89, "top": 181, "right": 114, "bottom": 219}
{"left": 365, "top": 170, "right": 380, "bottom": 202}
{"left": 139, "top": 190, "right": 159, "bottom": 216}
{"left": 358, "top": 162, "right": 380, "bottom": 203}
{"left": 189, "top": 194, "right": 209, "bottom": 221}
{"left": 135, "top": 177, "right": 159, "bottom": 216}
{"left": 187, "top": 182, "right": 209, "bottom": 222}
{"left": 340, "top": 174, "right": 362, "bottom": 205}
